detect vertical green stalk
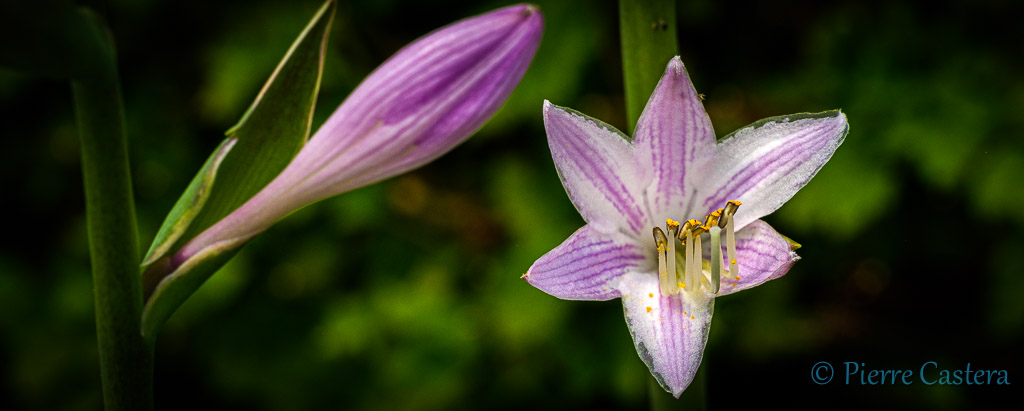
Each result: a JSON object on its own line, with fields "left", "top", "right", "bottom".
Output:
{"left": 73, "top": 9, "right": 153, "bottom": 411}
{"left": 619, "top": 0, "right": 679, "bottom": 132}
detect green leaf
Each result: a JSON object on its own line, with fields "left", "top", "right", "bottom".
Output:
{"left": 140, "top": 137, "right": 235, "bottom": 295}
{"left": 141, "top": 0, "right": 336, "bottom": 340}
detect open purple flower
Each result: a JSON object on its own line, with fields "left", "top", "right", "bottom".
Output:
{"left": 173, "top": 5, "right": 542, "bottom": 266}
{"left": 524, "top": 56, "right": 848, "bottom": 396}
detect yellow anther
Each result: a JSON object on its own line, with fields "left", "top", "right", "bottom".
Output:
{"left": 691, "top": 224, "right": 707, "bottom": 236}
{"left": 735, "top": 276, "right": 741, "bottom": 280}
{"left": 648, "top": 293, "right": 654, "bottom": 298}
{"left": 703, "top": 211, "right": 720, "bottom": 228}
{"left": 646, "top": 306, "right": 652, "bottom": 313}
{"left": 666, "top": 218, "right": 680, "bottom": 227}
{"left": 677, "top": 220, "right": 693, "bottom": 241}
{"left": 730, "top": 259, "right": 737, "bottom": 264}
{"left": 678, "top": 282, "right": 685, "bottom": 289}
{"left": 722, "top": 200, "right": 742, "bottom": 218}
{"left": 690, "top": 315, "right": 695, "bottom": 320}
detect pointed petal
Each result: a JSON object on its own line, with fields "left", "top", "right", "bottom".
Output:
{"left": 525, "top": 225, "right": 645, "bottom": 300}
{"left": 712, "top": 219, "right": 800, "bottom": 296}
{"left": 618, "top": 271, "right": 714, "bottom": 397}
{"left": 543, "top": 101, "right": 651, "bottom": 235}
{"left": 634, "top": 56, "right": 715, "bottom": 218}
{"left": 697, "top": 111, "right": 849, "bottom": 228}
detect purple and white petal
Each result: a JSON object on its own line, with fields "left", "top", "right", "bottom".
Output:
{"left": 543, "top": 101, "right": 651, "bottom": 236}
{"left": 710, "top": 219, "right": 800, "bottom": 296}
{"left": 525, "top": 225, "right": 645, "bottom": 301}
{"left": 633, "top": 56, "right": 715, "bottom": 220}
{"left": 696, "top": 111, "right": 848, "bottom": 228}
{"left": 618, "top": 271, "right": 714, "bottom": 398}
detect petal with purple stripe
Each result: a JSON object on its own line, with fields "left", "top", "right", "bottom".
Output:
{"left": 710, "top": 219, "right": 800, "bottom": 296}
{"left": 618, "top": 271, "right": 714, "bottom": 398}
{"left": 543, "top": 101, "right": 651, "bottom": 235}
{"left": 294, "top": 4, "right": 544, "bottom": 197}
{"left": 696, "top": 111, "right": 848, "bottom": 228}
{"left": 633, "top": 56, "right": 715, "bottom": 219}
{"left": 525, "top": 225, "right": 645, "bottom": 301}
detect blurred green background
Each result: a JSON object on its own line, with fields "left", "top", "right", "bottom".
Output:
{"left": 1, "top": 0, "right": 1022, "bottom": 409}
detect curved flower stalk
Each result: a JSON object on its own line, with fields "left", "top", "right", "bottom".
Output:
{"left": 174, "top": 5, "right": 543, "bottom": 267}
{"left": 524, "top": 56, "right": 848, "bottom": 396}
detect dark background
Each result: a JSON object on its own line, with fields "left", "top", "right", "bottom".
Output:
{"left": 1, "top": 0, "right": 1022, "bottom": 409}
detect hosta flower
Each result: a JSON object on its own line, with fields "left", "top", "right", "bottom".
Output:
{"left": 524, "top": 56, "right": 848, "bottom": 396}
{"left": 174, "top": 4, "right": 542, "bottom": 265}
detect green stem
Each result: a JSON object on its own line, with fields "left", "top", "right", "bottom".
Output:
{"left": 619, "top": 0, "right": 679, "bottom": 132}
{"left": 72, "top": 9, "right": 153, "bottom": 411}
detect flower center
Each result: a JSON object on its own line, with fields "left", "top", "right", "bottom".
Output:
{"left": 651, "top": 200, "right": 742, "bottom": 297}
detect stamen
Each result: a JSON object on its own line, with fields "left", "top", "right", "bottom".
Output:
{"left": 653, "top": 227, "right": 670, "bottom": 296}
{"left": 721, "top": 200, "right": 741, "bottom": 277}
{"left": 726, "top": 217, "right": 737, "bottom": 277}
{"left": 653, "top": 202, "right": 741, "bottom": 297}
{"left": 709, "top": 225, "right": 722, "bottom": 294}
{"left": 693, "top": 228, "right": 703, "bottom": 290}
{"left": 685, "top": 228, "right": 695, "bottom": 293}
{"left": 665, "top": 219, "right": 680, "bottom": 295}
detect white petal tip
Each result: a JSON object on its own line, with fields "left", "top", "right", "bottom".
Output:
{"left": 666, "top": 55, "right": 684, "bottom": 73}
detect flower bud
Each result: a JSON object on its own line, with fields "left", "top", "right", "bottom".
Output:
{"left": 174, "top": 4, "right": 542, "bottom": 265}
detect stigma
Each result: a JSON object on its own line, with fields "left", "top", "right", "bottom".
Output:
{"left": 651, "top": 200, "right": 741, "bottom": 298}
